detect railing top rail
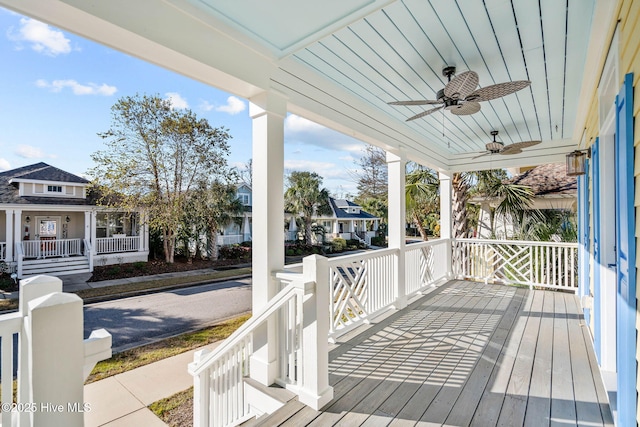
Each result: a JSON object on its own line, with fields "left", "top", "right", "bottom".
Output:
{"left": 326, "top": 247, "right": 398, "bottom": 266}
{"left": 0, "top": 312, "right": 23, "bottom": 336}
{"left": 189, "top": 282, "right": 306, "bottom": 376}
{"left": 406, "top": 238, "right": 449, "bottom": 250}
{"left": 454, "top": 238, "right": 578, "bottom": 248}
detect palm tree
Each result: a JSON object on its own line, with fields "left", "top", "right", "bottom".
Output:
{"left": 405, "top": 165, "right": 439, "bottom": 241}
{"left": 284, "top": 171, "right": 332, "bottom": 245}
{"left": 189, "top": 179, "right": 245, "bottom": 260}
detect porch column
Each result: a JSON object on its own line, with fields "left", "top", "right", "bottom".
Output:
{"left": 348, "top": 220, "right": 355, "bottom": 233}
{"left": 90, "top": 211, "right": 97, "bottom": 256}
{"left": 332, "top": 221, "right": 339, "bottom": 235}
{"left": 5, "top": 209, "right": 13, "bottom": 261}
{"left": 138, "top": 211, "right": 147, "bottom": 252}
{"left": 439, "top": 172, "right": 453, "bottom": 278}
{"left": 249, "top": 91, "right": 286, "bottom": 385}
{"left": 13, "top": 209, "right": 22, "bottom": 261}
{"left": 84, "top": 211, "right": 91, "bottom": 243}
{"left": 387, "top": 151, "right": 406, "bottom": 309}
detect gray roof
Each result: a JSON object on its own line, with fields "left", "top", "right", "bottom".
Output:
{"left": 329, "top": 198, "right": 378, "bottom": 220}
{"left": 507, "top": 163, "right": 577, "bottom": 196}
{"left": 0, "top": 163, "right": 92, "bottom": 205}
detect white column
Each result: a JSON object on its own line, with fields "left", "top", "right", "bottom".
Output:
{"left": 91, "top": 212, "right": 97, "bottom": 256}
{"left": 249, "top": 91, "right": 286, "bottom": 385}
{"left": 332, "top": 221, "right": 339, "bottom": 235}
{"left": 84, "top": 211, "right": 91, "bottom": 242}
{"left": 387, "top": 151, "right": 406, "bottom": 309}
{"left": 5, "top": 210, "right": 13, "bottom": 261}
{"left": 439, "top": 172, "right": 453, "bottom": 278}
{"left": 13, "top": 209, "right": 22, "bottom": 261}
{"left": 138, "top": 211, "right": 146, "bottom": 252}
{"left": 348, "top": 220, "right": 355, "bottom": 233}
{"left": 299, "top": 255, "right": 334, "bottom": 409}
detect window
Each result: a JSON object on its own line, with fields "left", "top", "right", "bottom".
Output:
{"left": 96, "top": 213, "right": 137, "bottom": 238}
{"left": 238, "top": 194, "right": 250, "bottom": 205}
{"left": 47, "top": 185, "right": 62, "bottom": 193}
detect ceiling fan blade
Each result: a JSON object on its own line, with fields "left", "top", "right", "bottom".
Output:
{"left": 388, "top": 99, "right": 443, "bottom": 106}
{"left": 500, "top": 146, "right": 523, "bottom": 155}
{"left": 507, "top": 140, "right": 542, "bottom": 149}
{"left": 465, "top": 80, "right": 531, "bottom": 102}
{"left": 406, "top": 106, "right": 443, "bottom": 121}
{"left": 449, "top": 101, "right": 481, "bottom": 116}
{"left": 444, "top": 71, "right": 479, "bottom": 100}
{"left": 472, "top": 151, "right": 492, "bottom": 160}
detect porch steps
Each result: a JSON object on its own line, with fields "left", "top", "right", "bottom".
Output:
{"left": 21, "top": 256, "right": 91, "bottom": 278}
{"left": 241, "top": 378, "right": 298, "bottom": 426}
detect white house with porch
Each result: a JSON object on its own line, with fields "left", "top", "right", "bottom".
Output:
{"left": 1, "top": 0, "right": 639, "bottom": 426}
{"left": 1, "top": 163, "right": 149, "bottom": 278}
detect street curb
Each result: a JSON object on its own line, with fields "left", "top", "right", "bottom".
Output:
{"left": 81, "top": 273, "right": 253, "bottom": 304}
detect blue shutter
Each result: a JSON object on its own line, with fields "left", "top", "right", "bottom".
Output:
{"left": 615, "top": 72, "right": 636, "bottom": 426}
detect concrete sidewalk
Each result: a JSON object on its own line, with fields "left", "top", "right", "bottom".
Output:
{"left": 84, "top": 341, "right": 221, "bottom": 426}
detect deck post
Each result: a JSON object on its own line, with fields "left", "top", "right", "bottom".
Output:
{"left": 439, "top": 172, "right": 453, "bottom": 278}
{"left": 300, "top": 255, "right": 334, "bottom": 409}
{"left": 249, "top": 91, "right": 286, "bottom": 386}
{"left": 4, "top": 209, "right": 13, "bottom": 262}
{"left": 387, "top": 151, "right": 407, "bottom": 309}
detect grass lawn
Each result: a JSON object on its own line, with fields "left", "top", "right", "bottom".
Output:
{"left": 149, "top": 387, "right": 194, "bottom": 427}
{"left": 85, "top": 313, "right": 250, "bottom": 384}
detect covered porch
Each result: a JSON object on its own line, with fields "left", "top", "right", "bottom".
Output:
{"left": 252, "top": 279, "right": 612, "bottom": 426}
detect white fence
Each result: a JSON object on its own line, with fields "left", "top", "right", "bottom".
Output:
{"left": 21, "top": 238, "right": 82, "bottom": 259}
{"left": 453, "top": 238, "right": 579, "bottom": 291}
{"left": 216, "top": 234, "right": 251, "bottom": 246}
{"left": 95, "top": 236, "right": 140, "bottom": 254}
{"left": 405, "top": 239, "right": 450, "bottom": 295}
{"left": 0, "top": 275, "right": 111, "bottom": 427}
{"left": 326, "top": 248, "right": 397, "bottom": 338}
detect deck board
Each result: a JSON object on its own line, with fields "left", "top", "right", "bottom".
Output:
{"left": 256, "top": 280, "right": 612, "bottom": 427}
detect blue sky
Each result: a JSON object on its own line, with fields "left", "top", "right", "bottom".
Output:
{"left": 0, "top": 8, "right": 369, "bottom": 196}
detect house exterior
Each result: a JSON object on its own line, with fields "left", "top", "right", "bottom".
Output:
{"left": 218, "top": 183, "right": 252, "bottom": 246}
{"left": 4, "top": 1, "right": 640, "bottom": 426}
{"left": 0, "top": 163, "right": 149, "bottom": 278}
{"left": 314, "top": 198, "right": 380, "bottom": 244}
{"left": 474, "top": 163, "right": 577, "bottom": 239}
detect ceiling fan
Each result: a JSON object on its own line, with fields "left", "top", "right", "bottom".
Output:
{"left": 473, "top": 130, "right": 541, "bottom": 159}
{"left": 388, "top": 66, "right": 531, "bottom": 121}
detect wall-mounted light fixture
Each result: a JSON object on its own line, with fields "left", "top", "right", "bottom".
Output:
{"left": 566, "top": 148, "right": 591, "bottom": 176}
{"left": 65, "top": 215, "right": 71, "bottom": 223}
{"left": 25, "top": 216, "right": 30, "bottom": 224}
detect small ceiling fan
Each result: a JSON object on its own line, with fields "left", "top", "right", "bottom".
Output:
{"left": 473, "top": 130, "right": 541, "bottom": 159}
{"left": 388, "top": 66, "right": 531, "bottom": 121}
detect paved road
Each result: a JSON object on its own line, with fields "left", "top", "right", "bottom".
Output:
{"left": 83, "top": 278, "right": 252, "bottom": 352}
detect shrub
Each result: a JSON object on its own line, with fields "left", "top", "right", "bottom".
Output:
{"left": 240, "top": 241, "right": 252, "bottom": 248}
{"left": 371, "top": 236, "right": 387, "bottom": 247}
{"left": 219, "top": 244, "right": 251, "bottom": 260}
{"left": 332, "top": 238, "right": 347, "bottom": 252}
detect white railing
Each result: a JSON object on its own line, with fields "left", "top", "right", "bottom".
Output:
{"left": 21, "top": 238, "right": 82, "bottom": 259}
{"left": 326, "top": 248, "right": 397, "bottom": 338}
{"left": 453, "top": 238, "right": 579, "bottom": 291}
{"left": 405, "top": 239, "right": 450, "bottom": 296}
{"left": 0, "top": 242, "right": 5, "bottom": 260}
{"left": 216, "top": 234, "right": 244, "bottom": 246}
{"left": 95, "top": 236, "right": 140, "bottom": 254}
{"left": 0, "top": 275, "right": 111, "bottom": 427}
{"left": 190, "top": 281, "right": 308, "bottom": 427}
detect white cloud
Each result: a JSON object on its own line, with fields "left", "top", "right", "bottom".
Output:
{"left": 11, "top": 18, "right": 72, "bottom": 56}
{"left": 15, "top": 144, "right": 57, "bottom": 159}
{"left": 215, "top": 96, "right": 246, "bottom": 115}
{"left": 0, "top": 158, "right": 10, "bottom": 171}
{"left": 284, "top": 159, "right": 351, "bottom": 181}
{"left": 285, "top": 115, "right": 366, "bottom": 153}
{"left": 36, "top": 79, "right": 117, "bottom": 96}
{"left": 165, "top": 92, "right": 189, "bottom": 109}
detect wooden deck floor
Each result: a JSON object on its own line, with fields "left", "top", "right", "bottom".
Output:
{"left": 255, "top": 280, "right": 614, "bottom": 427}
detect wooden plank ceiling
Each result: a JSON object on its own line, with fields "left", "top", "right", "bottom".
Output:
{"left": 1, "top": 0, "right": 597, "bottom": 172}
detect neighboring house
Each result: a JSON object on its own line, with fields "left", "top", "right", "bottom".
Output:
{"left": 218, "top": 183, "right": 252, "bottom": 246}
{"left": 220, "top": 188, "right": 380, "bottom": 245}
{"left": 0, "top": 163, "right": 149, "bottom": 278}
{"left": 472, "top": 163, "right": 577, "bottom": 239}
{"left": 313, "top": 198, "right": 380, "bottom": 244}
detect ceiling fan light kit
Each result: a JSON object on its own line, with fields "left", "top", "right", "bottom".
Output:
{"left": 388, "top": 66, "right": 531, "bottom": 121}
{"left": 473, "top": 130, "right": 541, "bottom": 159}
